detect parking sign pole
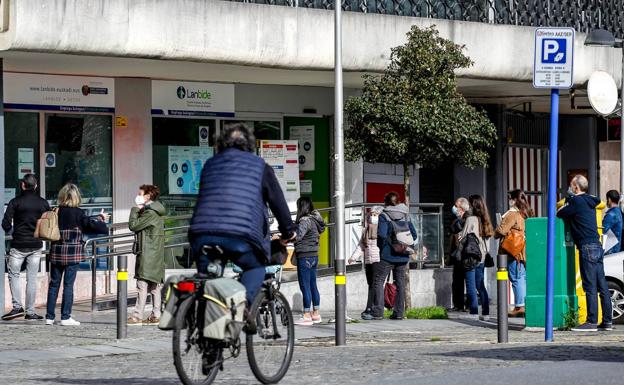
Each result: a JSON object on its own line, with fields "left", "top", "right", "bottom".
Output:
{"left": 545, "top": 88, "right": 559, "bottom": 342}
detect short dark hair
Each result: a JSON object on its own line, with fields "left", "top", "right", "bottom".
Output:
{"left": 22, "top": 174, "right": 38, "bottom": 191}
{"left": 216, "top": 123, "right": 256, "bottom": 153}
{"left": 606, "top": 190, "right": 620, "bottom": 205}
{"left": 384, "top": 192, "right": 400, "bottom": 207}
{"left": 140, "top": 184, "right": 160, "bottom": 201}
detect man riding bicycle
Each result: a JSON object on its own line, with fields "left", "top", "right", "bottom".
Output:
{"left": 189, "top": 123, "right": 296, "bottom": 305}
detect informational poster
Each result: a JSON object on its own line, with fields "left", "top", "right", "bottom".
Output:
{"left": 199, "top": 126, "right": 210, "bottom": 146}
{"left": 18, "top": 148, "right": 34, "bottom": 179}
{"left": 260, "top": 140, "right": 300, "bottom": 210}
{"left": 168, "top": 146, "right": 214, "bottom": 195}
{"left": 289, "top": 125, "right": 315, "bottom": 171}
{"left": 300, "top": 180, "right": 313, "bottom": 194}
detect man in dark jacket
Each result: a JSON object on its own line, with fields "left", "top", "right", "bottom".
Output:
{"left": 557, "top": 174, "right": 612, "bottom": 331}
{"left": 2, "top": 174, "right": 50, "bottom": 320}
{"left": 189, "top": 124, "right": 296, "bottom": 305}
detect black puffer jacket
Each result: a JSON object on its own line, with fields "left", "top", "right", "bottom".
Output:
{"left": 294, "top": 210, "right": 326, "bottom": 259}
{"left": 2, "top": 190, "right": 50, "bottom": 250}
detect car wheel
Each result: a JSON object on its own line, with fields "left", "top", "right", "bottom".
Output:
{"left": 608, "top": 281, "right": 624, "bottom": 325}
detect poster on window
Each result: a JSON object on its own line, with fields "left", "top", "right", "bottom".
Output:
{"left": 259, "top": 140, "right": 300, "bottom": 210}
{"left": 168, "top": 146, "right": 214, "bottom": 195}
{"left": 289, "top": 125, "right": 315, "bottom": 171}
{"left": 18, "top": 148, "right": 34, "bottom": 179}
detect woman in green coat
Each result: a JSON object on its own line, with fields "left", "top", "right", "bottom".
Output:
{"left": 127, "top": 184, "right": 166, "bottom": 325}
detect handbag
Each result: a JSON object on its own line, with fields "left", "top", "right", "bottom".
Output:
{"left": 269, "top": 239, "right": 288, "bottom": 265}
{"left": 461, "top": 233, "right": 481, "bottom": 270}
{"left": 384, "top": 273, "right": 397, "bottom": 309}
{"left": 500, "top": 230, "right": 525, "bottom": 260}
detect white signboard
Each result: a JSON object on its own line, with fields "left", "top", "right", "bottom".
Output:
{"left": 4, "top": 188, "right": 15, "bottom": 205}
{"left": 259, "top": 140, "right": 300, "bottom": 211}
{"left": 290, "top": 125, "right": 315, "bottom": 171}
{"left": 533, "top": 28, "right": 575, "bottom": 89}
{"left": 4, "top": 73, "right": 115, "bottom": 112}
{"left": 17, "top": 148, "right": 34, "bottom": 179}
{"left": 152, "top": 80, "right": 235, "bottom": 117}
{"left": 168, "top": 146, "right": 214, "bottom": 195}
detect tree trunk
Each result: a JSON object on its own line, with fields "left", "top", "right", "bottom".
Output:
{"left": 403, "top": 163, "right": 412, "bottom": 312}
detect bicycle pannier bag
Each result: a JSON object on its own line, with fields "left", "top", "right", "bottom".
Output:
{"left": 34, "top": 208, "right": 60, "bottom": 241}
{"left": 159, "top": 275, "right": 188, "bottom": 330}
{"left": 203, "top": 278, "right": 247, "bottom": 341}
{"left": 382, "top": 213, "right": 415, "bottom": 255}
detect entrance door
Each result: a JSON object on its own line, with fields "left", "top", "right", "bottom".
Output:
{"left": 506, "top": 146, "right": 548, "bottom": 217}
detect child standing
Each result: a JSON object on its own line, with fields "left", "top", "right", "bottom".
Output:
{"left": 294, "top": 197, "right": 326, "bottom": 326}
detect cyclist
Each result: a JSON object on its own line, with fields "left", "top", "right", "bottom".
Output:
{"left": 189, "top": 123, "right": 296, "bottom": 306}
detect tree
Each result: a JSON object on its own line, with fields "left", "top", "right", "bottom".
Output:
{"left": 344, "top": 25, "right": 497, "bottom": 310}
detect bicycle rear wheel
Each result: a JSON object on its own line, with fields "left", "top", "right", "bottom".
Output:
{"left": 173, "top": 296, "right": 222, "bottom": 385}
{"left": 246, "top": 289, "right": 295, "bottom": 384}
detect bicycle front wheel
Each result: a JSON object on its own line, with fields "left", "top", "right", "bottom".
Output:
{"left": 246, "top": 289, "right": 295, "bottom": 384}
{"left": 173, "top": 296, "right": 222, "bottom": 385}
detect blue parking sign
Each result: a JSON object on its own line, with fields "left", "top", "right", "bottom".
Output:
{"left": 541, "top": 39, "right": 566, "bottom": 64}
{"left": 533, "top": 28, "right": 574, "bottom": 89}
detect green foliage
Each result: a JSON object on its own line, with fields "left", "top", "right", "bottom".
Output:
{"left": 344, "top": 25, "right": 497, "bottom": 169}
{"left": 560, "top": 300, "right": 579, "bottom": 331}
{"left": 383, "top": 306, "right": 448, "bottom": 319}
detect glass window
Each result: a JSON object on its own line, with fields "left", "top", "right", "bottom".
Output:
{"left": 221, "top": 120, "right": 281, "bottom": 140}
{"left": 4, "top": 112, "right": 40, "bottom": 203}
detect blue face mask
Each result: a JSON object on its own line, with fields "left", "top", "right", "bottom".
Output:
{"left": 451, "top": 206, "right": 459, "bottom": 217}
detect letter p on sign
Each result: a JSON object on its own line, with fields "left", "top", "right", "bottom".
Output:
{"left": 542, "top": 39, "right": 566, "bottom": 64}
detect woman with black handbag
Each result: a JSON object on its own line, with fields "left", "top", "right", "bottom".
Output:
{"left": 458, "top": 195, "right": 494, "bottom": 320}
{"left": 495, "top": 189, "right": 532, "bottom": 318}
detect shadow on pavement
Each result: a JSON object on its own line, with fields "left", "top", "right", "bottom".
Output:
{"left": 431, "top": 344, "right": 624, "bottom": 363}
{"left": 34, "top": 378, "right": 176, "bottom": 385}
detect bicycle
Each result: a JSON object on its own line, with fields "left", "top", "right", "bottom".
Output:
{"left": 172, "top": 246, "right": 295, "bottom": 385}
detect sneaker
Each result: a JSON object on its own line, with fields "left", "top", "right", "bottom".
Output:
{"left": 361, "top": 313, "right": 383, "bottom": 321}
{"left": 25, "top": 313, "right": 44, "bottom": 321}
{"left": 294, "top": 317, "right": 313, "bottom": 326}
{"left": 571, "top": 322, "right": 598, "bottom": 332}
{"left": 311, "top": 314, "right": 322, "bottom": 324}
{"left": 389, "top": 313, "right": 404, "bottom": 320}
{"left": 461, "top": 313, "right": 480, "bottom": 321}
{"left": 2, "top": 307, "right": 25, "bottom": 321}
{"left": 361, "top": 309, "right": 372, "bottom": 318}
{"left": 127, "top": 316, "right": 143, "bottom": 326}
{"left": 479, "top": 315, "right": 491, "bottom": 321}
{"left": 346, "top": 316, "right": 355, "bottom": 323}
{"left": 598, "top": 323, "right": 614, "bottom": 331}
{"left": 45, "top": 319, "right": 55, "bottom": 325}
{"left": 143, "top": 314, "right": 160, "bottom": 325}
{"left": 60, "top": 318, "right": 81, "bottom": 326}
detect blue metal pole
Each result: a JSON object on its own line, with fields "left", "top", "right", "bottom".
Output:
{"left": 545, "top": 88, "right": 559, "bottom": 342}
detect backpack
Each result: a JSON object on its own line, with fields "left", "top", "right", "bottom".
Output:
{"left": 202, "top": 278, "right": 247, "bottom": 342}
{"left": 34, "top": 208, "right": 60, "bottom": 241}
{"left": 461, "top": 233, "right": 482, "bottom": 270}
{"left": 158, "top": 274, "right": 189, "bottom": 330}
{"left": 381, "top": 213, "right": 415, "bottom": 255}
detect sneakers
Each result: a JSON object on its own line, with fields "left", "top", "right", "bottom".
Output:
{"left": 294, "top": 317, "right": 313, "bottom": 326}
{"left": 2, "top": 307, "right": 25, "bottom": 321}
{"left": 60, "top": 318, "right": 81, "bottom": 326}
{"left": 127, "top": 316, "right": 143, "bottom": 326}
{"left": 389, "top": 313, "right": 404, "bottom": 320}
{"left": 25, "top": 313, "right": 44, "bottom": 321}
{"left": 45, "top": 319, "right": 55, "bottom": 325}
{"left": 461, "top": 313, "right": 480, "bottom": 320}
{"left": 479, "top": 315, "right": 491, "bottom": 321}
{"left": 311, "top": 314, "right": 322, "bottom": 324}
{"left": 143, "top": 314, "right": 160, "bottom": 325}
{"left": 598, "top": 323, "right": 614, "bottom": 331}
{"left": 571, "top": 322, "right": 598, "bottom": 332}
{"left": 361, "top": 313, "right": 383, "bottom": 321}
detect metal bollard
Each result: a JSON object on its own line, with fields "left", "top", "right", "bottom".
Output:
{"left": 91, "top": 242, "right": 97, "bottom": 312}
{"left": 497, "top": 254, "right": 509, "bottom": 343}
{"left": 116, "top": 254, "right": 128, "bottom": 339}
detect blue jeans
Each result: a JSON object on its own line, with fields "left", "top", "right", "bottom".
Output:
{"left": 193, "top": 235, "right": 266, "bottom": 305}
{"left": 508, "top": 258, "right": 526, "bottom": 307}
{"left": 46, "top": 263, "right": 80, "bottom": 320}
{"left": 579, "top": 243, "right": 612, "bottom": 324}
{"left": 296, "top": 256, "right": 320, "bottom": 312}
{"left": 465, "top": 263, "right": 489, "bottom": 315}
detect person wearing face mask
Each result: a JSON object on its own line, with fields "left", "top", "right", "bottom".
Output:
{"left": 449, "top": 197, "right": 469, "bottom": 312}
{"left": 128, "top": 185, "right": 166, "bottom": 326}
{"left": 349, "top": 206, "right": 384, "bottom": 319}
{"left": 557, "top": 174, "right": 612, "bottom": 332}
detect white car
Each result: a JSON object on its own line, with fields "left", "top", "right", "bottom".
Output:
{"left": 604, "top": 251, "right": 624, "bottom": 324}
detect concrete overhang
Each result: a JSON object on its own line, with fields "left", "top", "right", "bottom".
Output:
{"left": 0, "top": 0, "right": 621, "bottom": 87}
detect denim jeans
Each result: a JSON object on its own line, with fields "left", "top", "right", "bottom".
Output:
{"left": 7, "top": 248, "right": 42, "bottom": 315}
{"left": 465, "top": 263, "right": 489, "bottom": 315}
{"left": 46, "top": 263, "right": 80, "bottom": 321}
{"left": 508, "top": 258, "right": 526, "bottom": 307}
{"left": 296, "top": 256, "right": 320, "bottom": 312}
{"left": 579, "top": 243, "right": 613, "bottom": 324}
{"left": 193, "top": 235, "right": 266, "bottom": 305}
{"left": 372, "top": 260, "right": 408, "bottom": 318}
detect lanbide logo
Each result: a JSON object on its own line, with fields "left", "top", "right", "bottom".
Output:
{"left": 176, "top": 85, "right": 212, "bottom": 100}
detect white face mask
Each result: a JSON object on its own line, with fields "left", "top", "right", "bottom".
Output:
{"left": 370, "top": 216, "right": 379, "bottom": 225}
{"left": 135, "top": 195, "right": 146, "bottom": 206}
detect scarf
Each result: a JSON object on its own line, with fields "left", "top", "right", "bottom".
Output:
{"left": 366, "top": 223, "right": 378, "bottom": 240}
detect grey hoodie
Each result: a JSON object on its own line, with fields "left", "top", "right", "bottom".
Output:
{"left": 383, "top": 203, "right": 410, "bottom": 221}
{"left": 294, "top": 210, "right": 326, "bottom": 259}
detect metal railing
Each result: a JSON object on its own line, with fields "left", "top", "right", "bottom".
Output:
{"left": 227, "top": 0, "right": 624, "bottom": 39}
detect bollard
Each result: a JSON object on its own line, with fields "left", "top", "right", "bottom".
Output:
{"left": 116, "top": 254, "right": 128, "bottom": 339}
{"left": 91, "top": 242, "right": 97, "bottom": 312}
{"left": 497, "top": 254, "right": 509, "bottom": 343}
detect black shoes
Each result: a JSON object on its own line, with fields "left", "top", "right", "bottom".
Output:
{"left": 2, "top": 307, "right": 25, "bottom": 320}
{"left": 25, "top": 313, "right": 44, "bottom": 321}
{"left": 598, "top": 322, "right": 614, "bottom": 331}
{"left": 389, "top": 313, "right": 404, "bottom": 320}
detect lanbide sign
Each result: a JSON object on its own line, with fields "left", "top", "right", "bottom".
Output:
{"left": 533, "top": 28, "right": 575, "bottom": 89}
